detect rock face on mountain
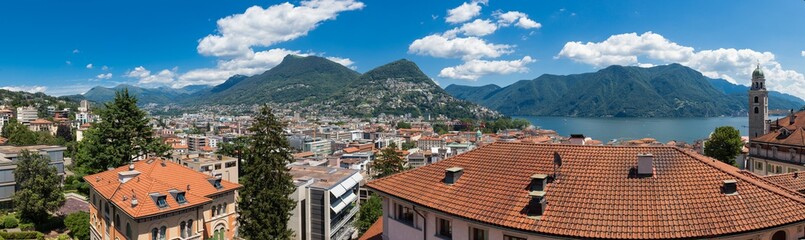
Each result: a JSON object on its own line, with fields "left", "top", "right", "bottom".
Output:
{"left": 445, "top": 64, "right": 804, "bottom": 117}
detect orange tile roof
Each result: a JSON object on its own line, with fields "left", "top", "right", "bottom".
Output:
{"left": 762, "top": 171, "right": 805, "bottom": 193}
{"left": 358, "top": 218, "right": 383, "bottom": 240}
{"left": 30, "top": 118, "right": 52, "bottom": 124}
{"left": 367, "top": 142, "right": 805, "bottom": 239}
{"left": 343, "top": 147, "right": 360, "bottom": 153}
{"left": 84, "top": 158, "right": 241, "bottom": 219}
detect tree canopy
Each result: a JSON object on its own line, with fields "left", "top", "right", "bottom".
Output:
{"left": 372, "top": 142, "right": 406, "bottom": 178}
{"left": 13, "top": 150, "right": 65, "bottom": 223}
{"left": 704, "top": 126, "right": 743, "bottom": 166}
{"left": 237, "top": 105, "right": 297, "bottom": 239}
{"left": 1, "top": 119, "right": 57, "bottom": 146}
{"left": 73, "top": 89, "right": 169, "bottom": 175}
{"left": 356, "top": 194, "right": 382, "bottom": 235}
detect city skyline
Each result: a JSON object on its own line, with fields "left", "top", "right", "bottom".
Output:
{"left": 1, "top": 0, "right": 804, "bottom": 97}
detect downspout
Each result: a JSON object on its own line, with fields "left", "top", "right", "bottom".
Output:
{"left": 413, "top": 206, "right": 426, "bottom": 240}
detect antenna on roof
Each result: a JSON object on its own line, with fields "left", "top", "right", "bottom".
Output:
{"left": 553, "top": 152, "right": 562, "bottom": 181}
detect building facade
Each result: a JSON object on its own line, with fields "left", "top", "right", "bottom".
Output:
{"left": 0, "top": 145, "right": 66, "bottom": 207}
{"left": 289, "top": 166, "right": 362, "bottom": 240}
{"left": 85, "top": 159, "right": 241, "bottom": 240}
{"left": 749, "top": 64, "right": 769, "bottom": 139}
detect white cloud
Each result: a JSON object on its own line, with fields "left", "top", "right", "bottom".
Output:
{"left": 439, "top": 56, "right": 534, "bottom": 80}
{"left": 86, "top": 63, "right": 93, "bottom": 69}
{"left": 126, "top": 66, "right": 178, "bottom": 85}
{"left": 445, "top": 0, "right": 486, "bottom": 24}
{"left": 494, "top": 11, "right": 541, "bottom": 29}
{"left": 65, "top": 61, "right": 72, "bottom": 65}
{"left": 178, "top": 48, "right": 304, "bottom": 86}
{"left": 102, "top": 65, "right": 109, "bottom": 71}
{"left": 801, "top": 51, "right": 805, "bottom": 57}
{"left": 325, "top": 56, "right": 355, "bottom": 69}
{"left": 96, "top": 73, "right": 113, "bottom": 80}
{"left": 409, "top": 34, "right": 512, "bottom": 60}
{"left": 1, "top": 86, "right": 48, "bottom": 93}
{"left": 556, "top": 31, "right": 805, "bottom": 97}
{"left": 445, "top": 19, "right": 498, "bottom": 37}
{"left": 197, "top": 0, "right": 364, "bottom": 58}
{"left": 72, "top": 49, "right": 80, "bottom": 54}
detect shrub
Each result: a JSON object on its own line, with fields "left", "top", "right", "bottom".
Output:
{"left": 17, "top": 223, "right": 33, "bottom": 231}
{"left": 0, "top": 231, "right": 43, "bottom": 239}
{"left": 63, "top": 212, "right": 89, "bottom": 240}
{"left": 2, "top": 216, "right": 18, "bottom": 229}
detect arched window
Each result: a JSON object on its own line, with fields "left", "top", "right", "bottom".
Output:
{"left": 771, "top": 230, "right": 786, "bottom": 240}
{"left": 218, "top": 204, "right": 224, "bottom": 215}
{"left": 186, "top": 219, "right": 193, "bottom": 237}
{"left": 754, "top": 107, "right": 759, "bottom": 114}
{"left": 151, "top": 228, "right": 158, "bottom": 240}
{"left": 754, "top": 96, "right": 758, "bottom": 103}
{"left": 114, "top": 214, "right": 120, "bottom": 229}
{"left": 222, "top": 203, "right": 227, "bottom": 214}
{"left": 125, "top": 223, "right": 132, "bottom": 240}
{"left": 159, "top": 226, "right": 166, "bottom": 240}
{"left": 211, "top": 206, "right": 216, "bottom": 216}
{"left": 180, "top": 221, "right": 187, "bottom": 238}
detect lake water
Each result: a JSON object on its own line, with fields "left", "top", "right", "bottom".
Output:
{"left": 517, "top": 116, "right": 757, "bottom": 143}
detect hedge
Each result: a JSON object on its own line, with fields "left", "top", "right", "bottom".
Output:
{"left": 0, "top": 231, "right": 44, "bottom": 240}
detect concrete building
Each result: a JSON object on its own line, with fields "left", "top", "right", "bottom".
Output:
{"left": 172, "top": 153, "right": 239, "bottom": 184}
{"left": 304, "top": 139, "right": 332, "bottom": 157}
{"left": 416, "top": 137, "right": 445, "bottom": 149}
{"left": 289, "top": 166, "right": 362, "bottom": 240}
{"left": 367, "top": 143, "right": 805, "bottom": 240}
{"left": 0, "top": 109, "right": 13, "bottom": 131}
{"left": 0, "top": 145, "right": 66, "bottom": 207}
{"left": 188, "top": 135, "right": 207, "bottom": 152}
{"left": 85, "top": 158, "right": 241, "bottom": 240}
{"left": 15, "top": 106, "right": 37, "bottom": 124}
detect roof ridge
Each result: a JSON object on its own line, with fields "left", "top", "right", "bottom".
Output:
{"left": 676, "top": 147, "right": 805, "bottom": 205}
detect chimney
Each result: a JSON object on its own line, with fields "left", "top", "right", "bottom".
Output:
{"left": 118, "top": 170, "right": 141, "bottom": 183}
{"left": 637, "top": 153, "right": 654, "bottom": 176}
{"left": 527, "top": 191, "right": 546, "bottom": 218}
{"left": 722, "top": 179, "right": 737, "bottom": 195}
{"left": 790, "top": 109, "right": 797, "bottom": 125}
{"left": 444, "top": 167, "right": 463, "bottom": 185}
{"left": 530, "top": 174, "right": 548, "bottom": 192}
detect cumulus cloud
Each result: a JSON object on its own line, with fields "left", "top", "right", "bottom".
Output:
{"left": 65, "top": 61, "right": 72, "bottom": 65}
{"left": 126, "top": 66, "right": 178, "bottom": 85}
{"left": 445, "top": 19, "right": 498, "bottom": 37}
{"left": 96, "top": 73, "right": 113, "bottom": 80}
{"left": 178, "top": 49, "right": 304, "bottom": 86}
{"left": 197, "top": 0, "right": 364, "bottom": 58}
{"left": 439, "top": 56, "right": 534, "bottom": 80}
{"left": 86, "top": 63, "right": 93, "bottom": 69}
{"left": 556, "top": 31, "right": 805, "bottom": 97}
{"left": 1, "top": 86, "right": 47, "bottom": 93}
{"left": 802, "top": 51, "right": 805, "bottom": 57}
{"left": 325, "top": 56, "right": 355, "bottom": 69}
{"left": 445, "top": 0, "right": 487, "bottom": 24}
{"left": 72, "top": 49, "right": 80, "bottom": 54}
{"left": 494, "top": 11, "right": 541, "bottom": 29}
{"left": 409, "top": 34, "right": 512, "bottom": 60}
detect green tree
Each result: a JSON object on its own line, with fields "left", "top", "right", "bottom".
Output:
{"left": 372, "top": 143, "right": 406, "bottom": 178}
{"left": 55, "top": 124, "right": 73, "bottom": 143}
{"left": 237, "top": 106, "right": 296, "bottom": 239}
{"left": 356, "top": 194, "right": 382, "bottom": 235}
{"left": 73, "top": 89, "right": 169, "bottom": 175}
{"left": 396, "top": 122, "right": 412, "bottom": 129}
{"left": 64, "top": 211, "right": 89, "bottom": 240}
{"left": 704, "top": 126, "right": 743, "bottom": 166}
{"left": 13, "top": 150, "right": 65, "bottom": 223}
{"left": 217, "top": 137, "right": 248, "bottom": 157}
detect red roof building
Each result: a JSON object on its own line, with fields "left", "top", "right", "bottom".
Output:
{"left": 367, "top": 142, "right": 805, "bottom": 239}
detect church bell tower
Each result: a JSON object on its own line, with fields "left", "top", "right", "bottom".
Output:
{"left": 748, "top": 64, "right": 768, "bottom": 139}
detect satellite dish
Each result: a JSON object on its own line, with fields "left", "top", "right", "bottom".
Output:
{"left": 553, "top": 152, "right": 562, "bottom": 167}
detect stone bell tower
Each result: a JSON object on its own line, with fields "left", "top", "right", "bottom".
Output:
{"left": 748, "top": 64, "right": 768, "bottom": 139}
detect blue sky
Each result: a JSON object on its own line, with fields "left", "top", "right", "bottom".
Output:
{"left": 1, "top": 0, "right": 804, "bottom": 97}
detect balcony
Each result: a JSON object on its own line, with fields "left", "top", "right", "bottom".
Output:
{"left": 330, "top": 204, "right": 358, "bottom": 237}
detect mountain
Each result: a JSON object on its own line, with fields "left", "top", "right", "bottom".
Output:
{"left": 0, "top": 89, "right": 79, "bottom": 114}
{"left": 446, "top": 64, "right": 802, "bottom": 117}
{"left": 709, "top": 78, "right": 804, "bottom": 110}
{"left": 78, "top": 84, "right": 208, "bottom": 105}
{"left": 192, "top": 55, "right": 361, "bottom": 105}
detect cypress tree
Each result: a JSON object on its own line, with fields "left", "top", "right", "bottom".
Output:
{"left": 237, "top": 105, "right": 296, "bottom": 239}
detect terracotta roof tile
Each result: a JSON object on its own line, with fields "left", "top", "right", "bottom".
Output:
{"left": 358, "top": 218, "right": 383, "bottom": 240}
{"left": 762, "top": 171, "right": 805, "bottom": 193}
{"left": 367, "top": 142, "right": 805, "bottom": 239}
{"left": 84, "top": 158, "right": 241, "bottom": 219}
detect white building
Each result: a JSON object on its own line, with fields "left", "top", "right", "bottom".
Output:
{"left": 289, "top": 166, "right": 362, "bottom": 240}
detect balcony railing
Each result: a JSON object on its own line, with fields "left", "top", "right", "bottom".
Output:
{"left": 330, "top": 204, "right": 359, "bottom": 237}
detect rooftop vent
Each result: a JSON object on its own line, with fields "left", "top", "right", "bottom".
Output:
{"left": 118, "top": 170, "right": 141, "bottom": 183}
{"left": 722, "top": 179, "right": 738, "bottom": 195}
{"left": 637, "top": 153, "right": 654, "bottom": 176}
{"left": 530, "top": 174, "right": 548, "bottom": 192}
{"left": 444, "top": 167, "right": 464, "bottom": 185}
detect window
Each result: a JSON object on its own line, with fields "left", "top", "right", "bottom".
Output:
{"left": 777, "top": 166, "right": 783, "bottom": 174}
{"left": 221, "top": 203, "right": 227, "bottom": 214}
{"left": 503, "top": 235, "right": 527, "bottom": 240}
{"left": 755, "top": 162, "right": 763, "bottom": 170}
{"left": 159, "top": 226, "right": 166, "bottom": 240}
{"left": 470, "top": 227, "right": 487, "bottom": 240}
{"left": 437, "top": 217, "right": 452, "bottom": 238}
{"left": 156, "top": 196, "right": 168, "bottom": 208}
{"left": 212, "top": 179, "right": 223, "bottom": 189}
{"left": 114, "top": 215, "right": 120, "bottom": 229}
{"left": 768, "top": 163, "right": 773, "bottom": 172}
{"left": 754, "top": 96, "right": 759, "bottom": 103}
{"left": 201, "top": 165, "right": 210, "bottom": 171}
{"left": 215, "top": 164, "right": 222, "bottom": 170}
{"left": 225, "top": 161, "right": 236, "bottom": 168}
{"left": 754, "top": 107, "right": 759, "bottom": 114}
{"left": 151, "top": 228, "right": 158, "bottom": 240}
{"left": 790, "top": 168, "right": 799, "bottom": 173}
{"left": 180, "top": 221, "right": 187, "bottom": 238}
{"left": 211, "top": 206, "right": 217, "bottom": 216}
{"left": 125, "top": 223, "right": 132, "bottom": 240}
{"left": 395, "top": 204, "right": 414, "bottom": 225}
{"left": 186, "top": 219, "right": 193, "bottom": 237}
{"left": 176, "top": 192, "right": 187, "bottom": 204}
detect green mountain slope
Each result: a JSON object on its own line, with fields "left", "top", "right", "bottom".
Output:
{"left": 446, "top": 64, "right": 797, "bottom": 117}
{"left": 76, "top": 84, "right": 204, "bottom": 105}
{"left": 708, "top": 78, "right": 804, "bottom": 110}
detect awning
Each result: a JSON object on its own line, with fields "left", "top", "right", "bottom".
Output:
{"left": 330, "top": 184, "right": 347, "bottom": 198}
{"left": 330, "top": 192, "right": 357, "bottom": 214}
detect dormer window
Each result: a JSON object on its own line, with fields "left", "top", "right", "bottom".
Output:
{"left": 209, "top": 178, "right": 223, "bottom": 189}
{"left": 176, "top": 192, "right": 187, "bottom": 204}
{"left": 157, "top": 196, "right": 168, "bottom": 208}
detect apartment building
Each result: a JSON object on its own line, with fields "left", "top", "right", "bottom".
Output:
{"left": 304, "top": 139, "right": 332, "bottom": 157}
{"left": 85, "top": 158, "right": 241, "bottom": 240}
{"left": 0, "top": 145, "right": 66, "bottom": 207}
{"left": 289, "top": 166, "right": 362, "bottom": 240}
{"left": 15, "top": 106, "right": 37, "bottom": 124}
{"left": 173, "top": 153, "right": 239, "bottom": 184}
{"left": 188, "top": 135, "right": 207, "bottom": 152}
{"left": 367, "top": 143, "right": 805, "bottom": 240}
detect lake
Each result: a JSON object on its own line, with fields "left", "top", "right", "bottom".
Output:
{"left": 516, "top": 116, "right": 761, "bottom": 143}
